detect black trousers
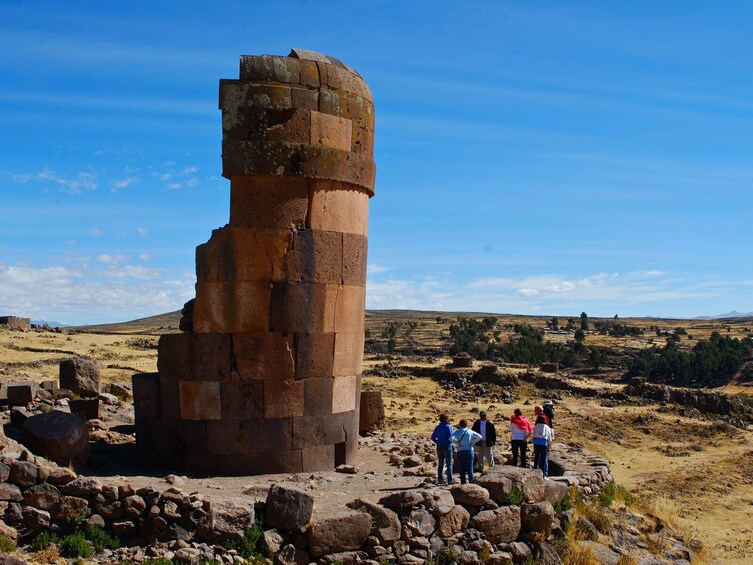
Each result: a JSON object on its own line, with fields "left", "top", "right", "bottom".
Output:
{"left": 511, "top": 439, "right": 527, "bottom": 467}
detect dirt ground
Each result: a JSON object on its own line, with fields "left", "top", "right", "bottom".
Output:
{"left": 2, "top": 323, "right": 753, "bottom": 563}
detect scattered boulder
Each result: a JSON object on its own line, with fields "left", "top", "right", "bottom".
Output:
{"left": 21, "top": 411, "right": 90, "bottom": 467}
{"left": 450, "top": 484, "right": 490, "bottom": 507}
{"left": 69, "top": 398, "right": 100, "bottom": 420}
{"left": 476, "top": 466, "right": 545, "bottom": 504}
{"left": 437, "top": 505, "right": 470, "bottom": 537}
{"left": 198, "top": 498, "right": 255, "bottom": 542}
{"left": 378, "top": 490, "right": 424, "bottom": 510}
{"left": 308, "top": 510, "right": 371, "bottom": 558}
{"left": 520, "top": 502, "right": 556, "bottom": 534}
{"left": 265, "top": 484, "right": 314, "bottom": 531}
{"left": 0, "top": 484, "right": 22, "bottom": 502}
{"left": 59, "top": 357, "right": 101, "bottom": 397}
{"left": 406, "top": 509, "right": 436, "bottom": 536}
{"left": 23, "top": 483, "right": 61, "bottom": 511}
{"left": 346, "top": 499, "right": 401, "bottom": 546}
{"left": 7, "top": 385, "right": 34, "bottom": 407}
{"left": 472, "top": 507, "right": 521, "bottom": 544}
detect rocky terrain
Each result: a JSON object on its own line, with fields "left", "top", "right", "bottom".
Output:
{"left": 0, "top": 312, "right": 751, "bottom": 563}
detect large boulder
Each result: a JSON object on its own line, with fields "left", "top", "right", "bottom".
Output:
{"left": 308, "top": 510, "right": 371, "bottom": 557}
{"left": 23, "top": 483, "right": 61, "bottom": 511}
{"left": 450, "top": 484, "right": 490, "bottom": 507}
{"left": 59, "top": 357, "right": 101, "bottom": 398}
{"left": 406, "top": 509, "right": 436, "bottom": 537}
{"left": 472, "top": 507, "right": 521, "bottom": 544}
{"left": 265, "top": 484, "right": 314, "bottom": 531}
{"left": 197, "top": 497, "right": 255, "bottom": 542}
{"left": 378, "top": 490, "right": 424, "bottom": 510}
{"left": 520, "top": 502, "right": 556, "bottom": 534}
{"left": 21, "top": 411, "right": 90, "bottom": 467}
{"left": 542, "top": 480, "right": 569, "bottom": 505}
{"left": 437, "top": 505, "right": 470, "bottom": 537}
{"left": 476, "top": 466, "right": 545, "bottom": 505}
{"left": 346, "top": 499, "right": 401, "bottom": 545}
{"left": 418, "top": 488, "right": 455, "bottom": 516}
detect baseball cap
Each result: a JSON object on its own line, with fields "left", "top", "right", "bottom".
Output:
{"left": 479, "top": 410, "right": 487, "bottom": 416}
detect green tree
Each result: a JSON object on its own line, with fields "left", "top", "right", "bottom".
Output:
{"left": 580, "top": 312, "right": 589, "bottom": 331}
{"left": 550, "top": 317, "right": 559, "bottom": 330}
{"left": 574, "top": 329, "right": 585, "bottom": 342}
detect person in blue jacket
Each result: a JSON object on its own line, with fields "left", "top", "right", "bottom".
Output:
{"left": 450, "top": 419, "right": 482, "bottom": 484}
{"left": 431, "top": 414, "right": 455, "bottom": 485}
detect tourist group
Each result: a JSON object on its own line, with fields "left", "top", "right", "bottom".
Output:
{"left": 430, "top": 401, "right": 555, "bottom": 485}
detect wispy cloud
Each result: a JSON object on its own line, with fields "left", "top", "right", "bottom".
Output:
{"left": 367, "top": 264, "right": 392, "bottom": 274}
{"left": 111, "top": 177, "right": 139, "bottom": 192}
{"left": 12, "top": 168, "right": 97, "bottom": 194}
{"left": 87, "top": 227, "right": 104, "bottom": 238}
{"left": 136, "top": 227, "right": 148, "bottom": 237}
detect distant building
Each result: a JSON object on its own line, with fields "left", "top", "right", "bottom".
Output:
{"left": 0, "top": 316, "right": 31, "bottom": 331}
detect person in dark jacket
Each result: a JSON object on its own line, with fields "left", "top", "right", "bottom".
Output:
{"left": 431, "top": 414, "right": 455, "bottom": 485}
{"left": 543, "top": 401, "right": 555, "bottom": 429}
{"left": 471, "top": 410, "right": 496, "bottom": 472}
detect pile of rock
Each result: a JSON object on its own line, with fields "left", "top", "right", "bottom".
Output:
{"left": 625, "top": 377, "right": 753, "bottom": 421}
{"left": 0, "top": 452, "right": 255, "bottom": 562}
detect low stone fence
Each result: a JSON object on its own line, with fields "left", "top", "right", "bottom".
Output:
{"left": 0, "top": 436, "right": 615, "bottom": 564}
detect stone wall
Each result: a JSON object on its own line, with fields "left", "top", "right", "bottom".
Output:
{"left": 0, "top": 317, "right": 31, "bottom": 332}
{"left": 133, "top": 49, "right": 376, "bottom": 475}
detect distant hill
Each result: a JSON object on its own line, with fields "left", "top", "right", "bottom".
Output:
{"left": 694, "top": 311, "right": 753, "bottom": 320}
{"left": 31, "top": 319, "right": 69, "bottom": 328}
{"left": 73, "top": 310, "right": 182, "bottom": 333}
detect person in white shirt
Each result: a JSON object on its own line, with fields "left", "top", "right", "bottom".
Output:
{"left": 450, "top": 419, "right": 482, "bottom": 484}
{"left": 532, "top": 415, "right": 554, "bottom": 478}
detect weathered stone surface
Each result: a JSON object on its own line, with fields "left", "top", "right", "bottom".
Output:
{"left": 532, "top": 541, "right": 563, "bottom": 565}
{"left": 275, "top": 543, "right": 309, "bottom": 565}
{"left": 346, "top": 499, "right": 401, "bottom": 546}
{"left": 59, "top": 358, "right": 101, "bottom": 397}
{"left": 419, "top": 488, "right": 456, "bottom": 516}
{"left": 450, "top": 484, "right": 490, "bottom": 507}
{"left": 476, "top": 466, "right": 545, "bottom": 505}
{"left": 198, "top": 498, "right": 255, "bottom": 542}
{"left": 22, "top": 506, "right": 50, "bottom": 530}
{"left": 359, "top": 391, "right": 384, "bottom": 432}
{"left": 437, "top": 505, "right": 470, "bottom": 537}
{"left": 265, "top": 484, "right": 314, "bottom": 531}
{"left": 6, "top": 385, "right": 34, "bottom": 407}
{"left": 62, "top": 477, "right": 102, "bottom": 497}
{"left": 50, "top": 495, "right": 89, "bottom": 520}
{"left": 22, "top": 411, "right": 90, "bottom": 467}
{"left": 378, "top": 491, "right": 424, "bottom": 510}
{"left": 308, "top": 510, "right": 371, "bottom": 557}
{"left": 0, "top": 484, "right": 22, "bottom": 502}
{"left": 46, "top": 466, "right": 77, "bottom": 485}
{"left": 68, "top": 398, "right": 100, "bottom": 420}
{"left": 472, "top": 507, "right": 521, "bottom": 544}
{"left": 521, "top": 502, "right": 556, "bottom": 534}
{"left": 0, "top": 520, "right": 18, "bottom": 541}
{"left": 23, "top": 483, "right": 60, "bottom": 510}
{"left": 407, "top": 509, "right": 436, "bottom": 537}
{"left": 7, "top": 461, "right": 37, "bottom": 488}
{"left": 542, "top": 479, "right": 569, "bottom": 505}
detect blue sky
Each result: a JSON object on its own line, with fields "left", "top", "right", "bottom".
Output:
{"left": 1, "top": 1, "right": 752, "bottom": 324}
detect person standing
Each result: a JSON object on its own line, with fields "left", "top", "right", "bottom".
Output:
{"left": 450, "top": 419, "right": 482, "bottom": 484}
{"left": 532, "top": 415, "right": 554, "bottom": 478}
{"left": 471, "top": 410, "right": 496, "bottom": 472}
{"left": 431, "top": 414, "right": 455, "bottom": 485}
{"left": 543, "top": 400, "right": 555, "bottom": 429}
{"left": 508, "top": 408, "right": 533, "bottom": 468}
{"left": 534, "top": 405, "right": 551, "bottom": 427}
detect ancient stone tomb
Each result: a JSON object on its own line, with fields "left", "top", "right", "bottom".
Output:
{"left": 133, "top": 49, "right": 375, "bottom": 474}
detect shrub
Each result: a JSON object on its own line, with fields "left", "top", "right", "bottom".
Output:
{"left": 599, "top": 482, "right": 616, "bottom": 506}
{"left": 0, "top": 535, "right": 16, "bottom": 553}
{"left": 32, "top": 530, "right": 60, "bottom": 551}
{"left": 223, "top": 522, "right": 264, "bottom": 560}
{"left": 84, "top": 524, "right": 120, "bottom": 551}
{"left": 507, "top": 487, "right": 524, "bottom": 506}
{"left": 579, "top": 501, "right": 612, "bottom": 534}
{"left": 59, "top": 532, "right": 93, "bottom": 558}
{"left": 436, "top": 546, "right": 461, "bottom": 565}
{"left": 141, "top": 559, "right": 175, "bottom": 565}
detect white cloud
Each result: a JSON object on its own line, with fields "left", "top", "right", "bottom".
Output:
{"left": 181, "top": 167, "right": 199, "bottom": 175}
{"left": 138, "top": 252, "right": 151, "bottom": 261}
{"left": 136, "top": 227, "right": 148, "bottom": 237}
{"left": 0, "top": 262, "right": 194, "bottom": 326}
{"left": 166, "top": 183, "right": 181, "bottom": 190}
{"left": 97, "top": 254, "right": 126, "bottom": 266}
{"left": 11, "top": 168, "right": 98, "bottom": 194}
{"left": 87, "top": 227, "right": 104, "bottom": 237}
{"left": 111, "top": 177, "right": 139, "bottom": 191}
{"left": 185, "top": 178, "right": 199, "bottom": 187}
{"left": 367, "top": 264, "right": 392, "bottom": 274}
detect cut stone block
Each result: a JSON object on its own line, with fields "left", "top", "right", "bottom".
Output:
{"left": 303, "top": 377, "right": 334, "bottom": 416}
{"left": 22, "top": 411, "right": 90, "bottom": 467}
{"left": 270, "top": 282, "right": 338, "bottom": 334}
{"left": 193, "top": 281, "right": 272, "bottom": 334}
{"left": 229, "top": 176, "right": 309, "bottom": 228}
{"left": 196, "top": 226, "right": 291, "bottom": 283}
{"left": 68, "top": 398, "right": 100, "bottom": 421}
{"left": 301, "top": 444, "right": 335, "bottom": 471}
{"left": 286, "top": 229, "right": 344, "bottom": 285}
{"left": 206, "top": 418, "right": 293, "bottom": 455}
{"left": 333, "top": 331, "right": 364, "bottom": 378}
{"left": 158, "top": 333, "right": 233, "bottom": 381}
{"left": 359, "top": 391, "right": 385, "bottom": 432}
{"left": 264, "top": 378, "right": 304, "bottom": 418}
{"left": 309, "top": 183, "right": 369, "bottom": 235}
{"left": 220, "top": 380, "right": 264, "bottom": 420}
{"left": 232, "top": 333, "right": 295, "bottom": 380}
{"left": 342, "top": 233, "right": 368, "bottom": 286}
{"left": 179, "top": 381, "right": 221, "bottom": 420}
{"left": 332, "top": 375, "right": 357, "bottom": 413}
{"left": 310, "top": 111, "right": 352, "bottom": 151}
{"left": 333, "top": 285, "right": 366, "bottom": 334}
{"left": 295, "top": 332, "right": 335, "bottom": 379}
{"left": 7, "top": 385, "right": 34, "bottom": 407}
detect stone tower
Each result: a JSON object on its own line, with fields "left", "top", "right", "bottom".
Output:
{"left": 133, "top": 49, "right": 375, "bottom": 474}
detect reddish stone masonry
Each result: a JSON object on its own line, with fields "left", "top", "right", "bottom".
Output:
{"left": 133, "top": 49, "right": 376, "bottom": 475}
